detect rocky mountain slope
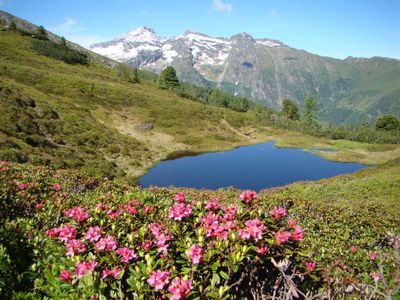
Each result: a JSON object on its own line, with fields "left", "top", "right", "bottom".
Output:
{"left": 91, "top": 27, "right": 400, "bottom": 124}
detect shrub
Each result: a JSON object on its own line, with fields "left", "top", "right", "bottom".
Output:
{"left": 31, "top": 39, "right": 88, "bottom": 65}
{"left": 375, "top": 115, "right": 400, "bottom": 131}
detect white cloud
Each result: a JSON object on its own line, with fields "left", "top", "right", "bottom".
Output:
{"left": 141, "top": 9, "right": 147, "bottom": 15}
{"left": 50, "top": 17, "right": 85, "bottom": 35}
{"left": 212, "top": 0, "right": 233, "bottom": 13}
{"left": 49, "top": 17, "right": 109, "bottom": 49}
{"left": 270, "top": 9, "right": 278, "bottom": 17}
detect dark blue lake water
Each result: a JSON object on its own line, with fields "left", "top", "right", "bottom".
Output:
{"left": 139, "top": 141, "right": 366, "bottom": 191}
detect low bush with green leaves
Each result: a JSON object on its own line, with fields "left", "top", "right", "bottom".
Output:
{"left": 1, "top": 162, "right": 399, "bottom": 299}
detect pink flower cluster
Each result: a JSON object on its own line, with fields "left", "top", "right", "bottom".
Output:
{"left": 96, "top": 202, "right": 110, "bottom": 211}
{"left": 169, "top": 203, "right": 192, "bottom": 221}
{"left": 269, "top": 206, "right": 287, "bottom": 220}
{"left": 116, "top": 247, "right": 136, "bottom": 263}
{"left": 201, "top": 212, "right": 231, "bottom": 240}
{"left": 205, "top": 198, "right": 221, "bottom": 211}
{"left": 189, "top": 244, "right": 204, "bottom": 264}
{"left": 147, "top": 271, "right": 192, "bottom": 300}
{"left": 150, "top": 223, "right": 173, "bottom": 254}
{"left": 66, "top": 239, "right": 86, "bottom": 257}
{"left": 75, "top": 260, "right": 97, "bottom": 278}
{"left": 85, "top": 226, "right": 102, "bottom": 242}
{"left": 107, "top": 209, "right": 121, "bottom": 219}
{"left": 238, "top": 219, "right": 265, "bottom": 241}
{"left": 18, "top": 182, "right": 28, "bottom": 190}
{"left": 257, "top": 246, "right": 269, "bottom": 256}
{"left": 291, "top": 226, "right": 304, "bottom": 241}
{"left": 147, "top": 270, "right": 170, "bottom": 291}
{"left": 305, "top": 261, "right": 316, "bottom": 272}
{"left": 240, "top": 190, "right": 257, "bottom": 205}
{"left": 223, "top": 204, "right": 238, "bottom": 221}
{"left": 47, "top": 224, "right": 77, "bottom": 242}
{"left": 102, "top": 268, "right": 121, "bottom": 279}
{"left": 95, "top": 235, "right": 117, "bottom": 251}
{"left": 124, "top": 200, "right": 138, "bottom": 215}
{"left": 59, "top": 270, "right": 72, "bottom": 282}
{"left": 275, "top": 231, "right": 291, "bottom": 245}
{"left": 53, "top": 183, "right": 61, "bottom": 191}
{"left": 173, "top": 192, "right": 186, "bottom": 203}
{"left": 168, "top": 277, "right": 192, "bottom": 300}
{"left": 142, "top": 239, "right": 153, "bottom": 252}
{"left": 64, "top": 207, "right": 90, "bottom": 223}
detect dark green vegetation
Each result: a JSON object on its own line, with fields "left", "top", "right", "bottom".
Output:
{"left": 375, "top": 114, "right": 400, "bottom": 131}
{"left": 157, "top": 66, "right": 180, "bottom": 90}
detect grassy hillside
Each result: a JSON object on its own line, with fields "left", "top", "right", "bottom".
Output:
{"left": 0, "top": 28, "right": 271, "bottom": 181}
{"left": 2, "top": 27, "right": 400, "bottom": 184}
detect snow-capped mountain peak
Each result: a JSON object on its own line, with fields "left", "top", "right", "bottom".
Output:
{"left": 118, "top": 26, "right": 162, "bottom": 43}
{"left": 90, "top": 27, "right": 284, "bottom": 82}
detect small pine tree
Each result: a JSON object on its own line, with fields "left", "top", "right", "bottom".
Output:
{"left": 301, "top": 97, "right": 319, "bottom": 126}
{"left": 281, "top": 99, "right": 299, "bottom": 120}
{"left": 35, "top": 25, "right": 48, "bottom": 40}
{"left": 157, "top": 66, "right": 180, "bottom": 90}
{"left": 60, "top": 37, "right": 67, "bottom": 47}
{"left": 8, "top": 20, "right": 17, "bottom": 31}
{"left": 132, "top": 68, "right": 140, "bottom": 83}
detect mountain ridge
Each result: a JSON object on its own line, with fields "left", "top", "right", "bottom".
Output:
{"left": 91, "top": 26, "right": 400, "bottom": 124}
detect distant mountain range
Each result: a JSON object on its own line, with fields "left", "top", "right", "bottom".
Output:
{"left": 91, "top": 27, "right": 400, "bottom": 124}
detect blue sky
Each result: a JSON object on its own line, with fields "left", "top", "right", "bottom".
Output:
{"left": 2, "top": 0, "right": 399, "bottom": 59}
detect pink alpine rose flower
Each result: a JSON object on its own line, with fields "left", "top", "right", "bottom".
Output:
{"left": 205, "top": 198, "right": 220, "bottom": 211}
{"left": 35, "top": 202, "right": 43, "bottom": 210}
{"left": 291, "top": 226, "right": 304, "bottom": 241}
{"left": 75, "top": 260, "right": 97, "bottom": 279}
{"left": 169, "top": 203, "right": 192, "bottom": 221}
{"left": 47, "top": 227, "right": 61, "bottom": 238}
{"left": 96, "top": 235, "right": 117, "bottom": 251}
{"left": 305, "top": 261, "right": 317, "bottom": 272}
{"left": 58, "top": 225, "right": 76, "bottom": 242}
{"left": 189, "top": 244, "right": 204, "bottom": 265}
{"left": 85, "top": 226, "right": 102, "bottom": 242}
{"left": 147, "top": 270, "right": 170, "bottom": 291}
{"left": 142, "top": 240, "right": 153, "bottom": 252}
{"left": 173, "top": 192, "right": 186, "bottom": 203}
{"left": 240, "top": 190, "right": 257, "bottom": 205}
{"left": 223, "top": 204, "right": 238, "bottom": 221}
{"left": 64, "top": 207, "right": 90, "bottom": 223}
{"left": 66, "top": 239, "right": 86, "bottom": 257}
{"left": 124, "top": 200, "right": 138, "bottom": 215}
{"left": 369, "top": 251, "right": 378, "bottom": 261}
{"left": 53, "top": 183, "right": 61, "bottom": 191}
{"left": 116, "top": 247, "right": 137, "bottom": 263}
{"left": 351, "top": 246, "right": 358, "bottom": 253}
{"left": 102, "top": 268, "right": 121, "bottom": 279}
{"left": 275, "top": 231, "right": 291, "bottom": 245}
{"left": 168, "top": 277, "right": 192, "bottom": 300}
{"left": 287, "top": 219, "right": 297, "bottom": 228}
{"left": 59, "top": 270, "right": 72, "bottom": 282}
{"left": 18, "top": 182, "right": 27, "bottom": 190}
{"left": 257, "top": 246, "right": 269, "bottom": 256}
{"left": 96, "top": 203, "right": 110, "bottom": 211}
{"left": 269, "top": 206, "right": 287, "bottom": 221}
{"left": 107, "top": 209, "right": 121, "bottom": 219}
{"left": 144, "top": 205, "right": 153, "bottom": 214}
{"left": 239, "top": 219, "right": 265, "bottom": 242}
